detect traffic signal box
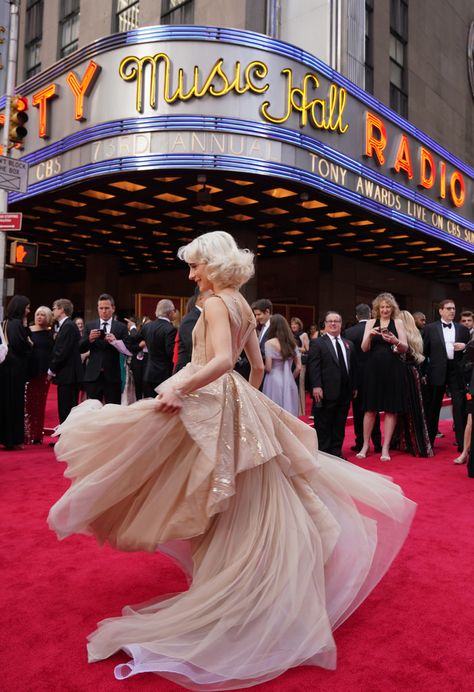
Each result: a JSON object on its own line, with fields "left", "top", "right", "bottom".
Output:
{"left": 9, "top": 240, "right": 38, "bottom": 268}
{"left": 8, "top": 96, "right": 28, "bottom": 145}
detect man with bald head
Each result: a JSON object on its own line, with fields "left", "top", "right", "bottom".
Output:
{"left": 140, "top": 299, "right": 177, "bottom": 397}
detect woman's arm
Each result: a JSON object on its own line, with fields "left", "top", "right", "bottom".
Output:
{"left": 293, "top": 351, "right": 302, "bottom": 379}
{"left": 264, "top": 341, "right": 273, "bottom": 374}
{"left": 300, "top": 332, "right": 309, "bottom": 352}
{"left": 361, "top": 319, "right": 376, "bottom": 352}
{"left": 244, "top": 329, "right": 265, "bottom": 389}
{"left": 389, "top": 319, "right": 408, "bottom": 353}
{"left": 157, "top": 296, "right": 265, "bottom": 412}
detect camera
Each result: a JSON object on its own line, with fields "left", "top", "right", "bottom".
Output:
{"left": 98, "top": 329, "right": 106, "bottom": 339}
{"left": 380, "top": 327, "right": 389, "bottom": 334}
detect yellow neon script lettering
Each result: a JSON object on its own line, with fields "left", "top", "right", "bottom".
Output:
{"left": 261, "top": 69, "right": 349, "bottom": 133}
{"left": 119, "top": 54, "right": 269, "bottom": 112}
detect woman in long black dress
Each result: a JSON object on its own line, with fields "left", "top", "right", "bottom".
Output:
{"left": 396, "top": 310, "right": 433, "bottom": 457}
{"left": 0, "top": 295, "right": 32, "bottom": 450}
{"left": 25, "top": 306, "right": 54, "bottom": 444}
{"left": 358, "top": 292, "right": 408, "bottom": 461}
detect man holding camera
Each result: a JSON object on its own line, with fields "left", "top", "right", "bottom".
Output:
{"left": 80, "top": 293, "right": 130, "bottom": 404}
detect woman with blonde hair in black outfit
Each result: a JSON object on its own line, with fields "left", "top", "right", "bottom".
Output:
{"left": 359, "top": 292, "right": 408, "bottom": 461}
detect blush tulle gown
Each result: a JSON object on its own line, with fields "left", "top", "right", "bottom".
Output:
{"left": 48, "top": 291, "right": 416, "bottom": 690}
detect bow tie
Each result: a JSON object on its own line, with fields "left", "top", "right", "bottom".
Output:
{"left": 442, "top": 322, "right": 452, "bottom": 329}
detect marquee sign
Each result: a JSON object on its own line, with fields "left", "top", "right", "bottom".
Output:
{"left": 4, "top": 25, "right": 474, "bottom": 250}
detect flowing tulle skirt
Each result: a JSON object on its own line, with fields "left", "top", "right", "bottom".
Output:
{"left": 48, "top": 367, "right": 415, "bottom": 690}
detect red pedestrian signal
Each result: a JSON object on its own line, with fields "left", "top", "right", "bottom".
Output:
{"left": 9, "top": 240, "right": 38, "bottom": 267}
{"left": 9, "top": 96, "right": 29, "bottom": 145}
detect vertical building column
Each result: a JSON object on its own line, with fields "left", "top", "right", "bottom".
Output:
{"left": 233, "top": 228, "right": 258, "bottom": 304}
{"left": 84, "top": 254, "right": 120, "bottom": 321}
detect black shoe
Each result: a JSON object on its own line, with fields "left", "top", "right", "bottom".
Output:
{"left": 350, "top": 445, "right": 362, "bottom": 452}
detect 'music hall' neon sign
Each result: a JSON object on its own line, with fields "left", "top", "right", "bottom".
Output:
{"left": 19, "top": 54, "right": 469, "bottom": 210}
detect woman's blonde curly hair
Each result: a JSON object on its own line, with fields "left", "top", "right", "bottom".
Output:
{"left": 178, "top": 231, "right": 255, "bottom": 289}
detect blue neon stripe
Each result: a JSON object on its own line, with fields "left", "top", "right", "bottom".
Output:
{"left": 13, "top": 115, "right": 473, "bottom": 232}
{"left": 6, "top": 25, "right": 471, "bottom": 176}
{"left": 9, "top": 151, "right": 474, "bottom": 254}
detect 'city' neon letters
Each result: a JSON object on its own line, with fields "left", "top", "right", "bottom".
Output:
{"left": 66, "top": 61, "right": 102, "bottom": 121}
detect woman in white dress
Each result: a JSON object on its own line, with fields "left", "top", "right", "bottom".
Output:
{"left": 48, "top": 231, "right": 415, "bottom": 690}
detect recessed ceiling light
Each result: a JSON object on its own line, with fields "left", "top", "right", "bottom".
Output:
{"left": 56, "top": 199, "right": 86, "bottom": 207}
{"left": 154, "top": 193, "right": 187, "bottom": 203}
{"left": 193, "top": 204, "right": 222, "bottom": 212}
{"left": 81, "top": 189, "right": 115, "bottom": 200}
{"left": 100, "top": 208, "right": 126, "bottom": 216}
{"left": 264, "top": 188, "right": 297, "bottom": 198}
{"left": 262, "top": 207, "right": 288, "bottom": 215}
{"left": 226, "top": 178, "right": 253, "bottom": 186}
{"left": 299, "top": 200, "right": 327, "bottom": 209}
{"left": 125, "top": 201, "right": 155, "bottom": 209}
{"left": 109, "top": 181, "right": 146, "bottom": 192}
{"left": 227, "top": 196, "right": 259, "bottom": 205}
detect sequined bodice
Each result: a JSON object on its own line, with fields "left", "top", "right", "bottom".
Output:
{"left": 191, "top": 291, "right": 256, "bottom": 367}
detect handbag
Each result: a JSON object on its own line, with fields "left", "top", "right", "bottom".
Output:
{"left": 0, "top": 320, "right": 8, "bottom": 364}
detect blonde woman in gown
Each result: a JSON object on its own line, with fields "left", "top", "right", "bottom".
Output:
{"left": 48, "top": 231, "right": 416, "bottom": 690}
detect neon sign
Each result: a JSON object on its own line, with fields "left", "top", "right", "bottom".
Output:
{"left": 118, "top": 54, "right": 349, "bottom": 134}
{"left": 364, "top": 111, "right": 466, "bottom": 208}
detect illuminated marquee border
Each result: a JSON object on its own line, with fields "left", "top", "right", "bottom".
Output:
{"left": 9, "top": 149, "right": 474, "bottom": 255}
{"left": 3, "top": 25, "right": 473, "bottom": 180}
{"left": 10, "top": 114, "right": 474, "bottom": 238}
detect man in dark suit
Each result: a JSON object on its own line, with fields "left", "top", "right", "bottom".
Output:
{"left": 422, "top": 299, "right": 470, "bottom": 450}
{"left": 48, "top": 299, "right": 83, "bottom": 423}
{"left": 80, "top": 293, "right": 130, "bottom": 404}
{"left": 140, "top": 299, "right": 177, "bottom": 397}
{"left": 307, "top": 311, "right": 356, "bottom": 457}
{"left": 344, "top": 304, "right": 382, "bottom": 453}
{"left": 174, "top": 290, "right": 210, "bottom": 373}
{"left": 251, "top": 298, "right": 273, "bottom": 359}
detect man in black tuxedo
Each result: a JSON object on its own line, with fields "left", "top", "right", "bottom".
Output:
{"left": 307, "top": 311, "right": 356, "bottom": 457}
{"left": 140, "top": 299, "right": 177, "bottom": 397}
{"left": 48, "top": 299, "right": 83, "bottom": 423}
{"left": 251, "top": 298, "right": 273, "bottom": 359}
{"left": 246, "top": 298, "right": 273, "bottom": 385}
{"left": 422, "top": 299, "right": 470, "bottom": 450}
{"left": 174, "top": 290, "right": 210, "bottom": 373}
{"left": 80, "top": 293, "right": 130, "bottom": 404}
{"left": 344, "top": 304, "right": 382, "bottom": 453}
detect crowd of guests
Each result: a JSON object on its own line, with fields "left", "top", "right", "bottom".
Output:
{"left": 1, "top": 290, "right": 473, "bottom": 478}
{"left": 249, "top": 294, "right": 474, "bottom": 478}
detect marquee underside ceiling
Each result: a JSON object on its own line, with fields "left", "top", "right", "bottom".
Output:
{"left": 9, "top": 169, "right": 473, "bottom": 284}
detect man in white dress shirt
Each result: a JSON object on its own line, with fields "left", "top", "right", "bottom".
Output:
{"left": 422, "top": 299, "right": 470, "bottom": 450}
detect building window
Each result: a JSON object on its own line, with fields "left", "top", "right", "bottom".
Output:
{"left": 116, "top": 0, "right": 139, "bottom": 33}
{"left": 364, "top": 0, "right": 374, "bottom": 94}
{"left": 59, "top": 0, "right": 80, "bottom": 59}
{"left": 25, "top": 0, "right": 43, "bottom": 79}
{"left": 389, "top": 0, "right": 408, "bottom": 117}
{"left": 161, "top": 0, "right": 194, "bottom": 26}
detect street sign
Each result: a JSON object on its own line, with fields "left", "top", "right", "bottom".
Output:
{"left": 0, "top": 155, "right": 28, "bottom": 192}
{"left": 0, "top": 211, "right": 22, "bottom": 230}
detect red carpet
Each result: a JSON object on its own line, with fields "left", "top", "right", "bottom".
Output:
{"left": 2, "top": 392, "right": 474, "bottom": 691}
